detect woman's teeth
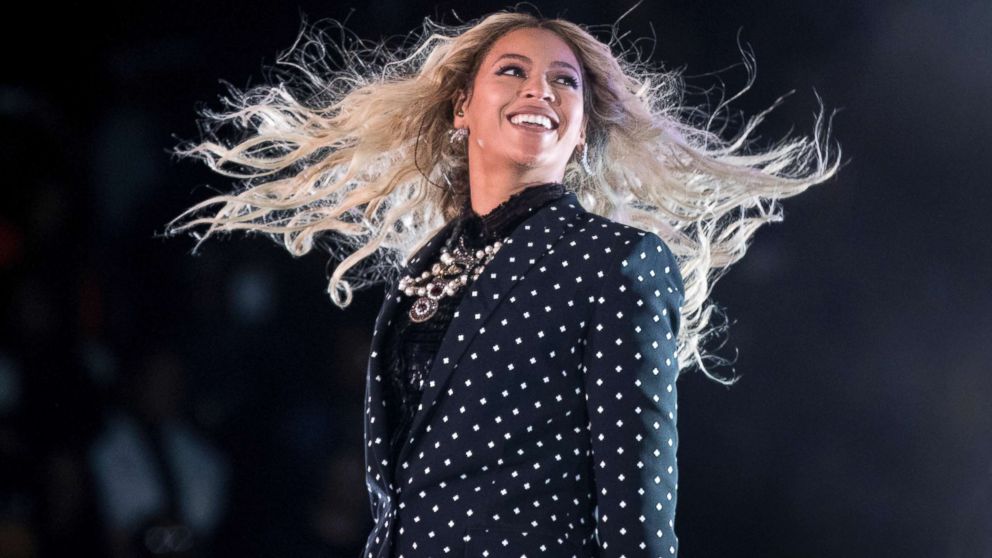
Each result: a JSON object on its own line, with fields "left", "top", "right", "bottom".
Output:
{"left": 510, "top": 114, "right": 554, "bottom": 130}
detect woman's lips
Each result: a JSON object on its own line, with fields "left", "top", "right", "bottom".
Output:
{"left": 508, "top": 119, "right": 555, "bottom": 134}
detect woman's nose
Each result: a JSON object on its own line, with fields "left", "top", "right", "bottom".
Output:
{"left": 520, "top": 75, "right": 556, "bottom": 103}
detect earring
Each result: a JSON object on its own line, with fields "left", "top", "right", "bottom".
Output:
{"left": 448, "top": 127, "right": 468, "bottom": 144}
{"left": 579, "top": 144, "right": 593, "bottom": 174}
{"left": 449, "top": 107, "right": 468, "bottom": 143}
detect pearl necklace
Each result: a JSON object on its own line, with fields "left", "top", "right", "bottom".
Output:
{"left": 399, "top": 234, "right": 506, "bottom": 323}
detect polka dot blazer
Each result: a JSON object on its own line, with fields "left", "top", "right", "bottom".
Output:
{"left": 363, "top": 191, "right": 685, "bottom": 558}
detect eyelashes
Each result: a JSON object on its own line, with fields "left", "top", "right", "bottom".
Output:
{"left": 496, "top": 64, "right": 580, "bottom": 88}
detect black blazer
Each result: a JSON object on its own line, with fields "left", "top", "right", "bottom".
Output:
{"left": 362, "top": 191, "right": 685, "bottom": 558}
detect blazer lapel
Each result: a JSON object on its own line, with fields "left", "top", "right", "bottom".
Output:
{"left": 366, "top": 217, "right": 458, "bottom": 489}
{"left": 394, "top": 192, "right": 585, "bottom": 472}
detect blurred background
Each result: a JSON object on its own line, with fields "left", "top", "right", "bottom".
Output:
{"left": 1, "top": 0, "right": 989, "bottom": 557}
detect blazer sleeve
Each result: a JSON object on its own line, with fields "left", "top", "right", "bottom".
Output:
{"left": 582, "top": 232, "right": 685, "bottom": 557}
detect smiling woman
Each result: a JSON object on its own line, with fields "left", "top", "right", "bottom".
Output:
{"left": 452, "top": 27, "right": 588, "bottom": 214}
{"left": 163, "top": 8, "right": 838, "bottom": 557}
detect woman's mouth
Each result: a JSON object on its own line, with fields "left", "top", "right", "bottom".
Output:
{"left": 507, "top": 113, "right": 558, "bottom": 134}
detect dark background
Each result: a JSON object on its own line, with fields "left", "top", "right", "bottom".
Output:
{"left": 2, "top": 1, "right": 990, "bottom": 557}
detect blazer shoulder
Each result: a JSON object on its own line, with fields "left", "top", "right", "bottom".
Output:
{"left": 575, "top": 211, "right": 677, "bottom": 257}
{"left": 574, "top": 211, "right": 684, "bottom": 294}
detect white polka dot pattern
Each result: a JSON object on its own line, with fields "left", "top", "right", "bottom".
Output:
{"left": 581, "top": 230, "right": 682, "bottom": 557}
{"left": 361, "top": 192, "right": 685, "bottom": 558}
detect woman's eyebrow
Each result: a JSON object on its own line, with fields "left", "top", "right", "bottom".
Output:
{"left": 492, "top": 53, "right": 579, "bottom": 74}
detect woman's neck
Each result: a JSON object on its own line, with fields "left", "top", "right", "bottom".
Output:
{"left": 467, "top": 162, "right": 564, "bottom": 216}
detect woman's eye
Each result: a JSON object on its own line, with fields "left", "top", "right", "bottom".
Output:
{"left": 497, "top": 65, "right": 525, "bottom": 77}
{"left": 496, "top": 65, "right": 579, "bottom": 88}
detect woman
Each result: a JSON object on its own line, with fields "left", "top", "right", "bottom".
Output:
{"left": 165, "top": 10, "right": 837, "bottom": 557}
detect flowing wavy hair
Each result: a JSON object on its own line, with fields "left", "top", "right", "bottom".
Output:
{"left": 163, "top": 9, "right": 839, "bottom": 383}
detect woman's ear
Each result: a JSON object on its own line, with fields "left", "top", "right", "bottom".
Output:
{"left": 453, "top": 89, "right": 470, "bottom": 128}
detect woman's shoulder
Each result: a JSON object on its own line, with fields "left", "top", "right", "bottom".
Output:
{"left": 566, "top": 209, "right": 684, "bottom": 292}
{"left": 569, "top": 210, "right": 676, "bottom": 258}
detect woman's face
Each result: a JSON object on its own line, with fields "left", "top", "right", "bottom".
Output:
{"left": 454, "top": 27, "right": 587, "bottom": 176}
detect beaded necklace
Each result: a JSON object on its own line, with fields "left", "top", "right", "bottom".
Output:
{"left": 397, "top": 182, "right": 566, "bottom": 323}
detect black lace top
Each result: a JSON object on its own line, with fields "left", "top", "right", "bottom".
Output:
{"left": 382, "top": 182, "right": 567, "bottom": 476}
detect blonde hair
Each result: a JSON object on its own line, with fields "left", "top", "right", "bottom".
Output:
{"left": 163, "top": 10, "right": 839, "bottom": 384}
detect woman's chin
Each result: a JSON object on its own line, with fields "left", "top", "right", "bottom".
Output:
{"left": 508, "top": 150, "right": 561, "bottom": 169}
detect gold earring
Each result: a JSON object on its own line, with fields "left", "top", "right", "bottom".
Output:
{"left": 457, "top": 110, "right": 464, "bottom": 117}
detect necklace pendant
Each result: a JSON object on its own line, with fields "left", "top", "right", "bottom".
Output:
{"left": 409, "top": 296, "right": 439, "bottom": 323}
